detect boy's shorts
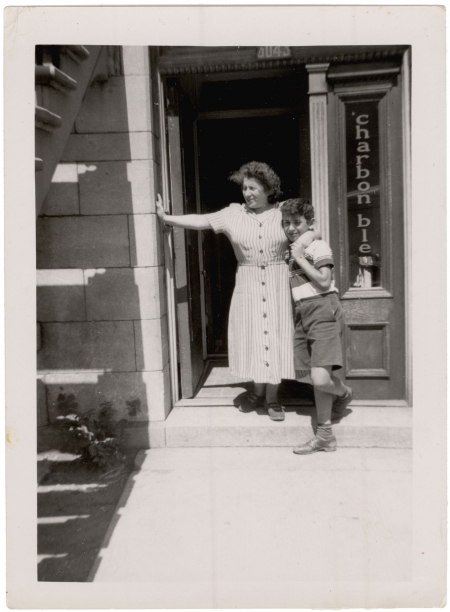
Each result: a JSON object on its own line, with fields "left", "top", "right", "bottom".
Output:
{"left": 293, "top": 292, "right": 344, "bottom": 372}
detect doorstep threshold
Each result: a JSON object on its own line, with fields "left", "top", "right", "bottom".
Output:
{"left": 175, "top": 397, "right": 410, "bottom": 408}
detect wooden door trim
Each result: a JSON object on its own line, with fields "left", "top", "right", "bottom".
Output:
{"left": 158, "top": 71, "right": 179, "bottom": 406}
{"left": 193, "top": 120, "right": 208, "bottom": 360}
{"left": 333, "top": 83, "right": 396, "bottom": 298}
{"left": 197, "top": 107, "right": 299, "bottom": 121}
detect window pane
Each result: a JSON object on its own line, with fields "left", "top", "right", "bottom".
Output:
{"left": 346, "top": 100, "right": 382, "bottom": 289}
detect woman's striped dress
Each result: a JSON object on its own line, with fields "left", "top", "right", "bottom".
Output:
{"left": 205, "top": 204, "right": 295, "bottom": 384}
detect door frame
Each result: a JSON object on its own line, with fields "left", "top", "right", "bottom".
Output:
{"left": 156, "top": 50, "right": 412, "bottom": 409}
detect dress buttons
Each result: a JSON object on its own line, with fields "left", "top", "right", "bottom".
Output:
{"left": 265, "top": 362, "right": 269, "bottom": 366}
{"left": 263, "top": 314, "right": 267, "bottom": 318}
{"left": 264, "top": 331, "right": 268, "bottom": 335}
{"left": 262, "top": 282, "right": 265, "bottom": 285}
{"left": 259, "top": 223, "right": 263, "bottom": 227}
{"left": 265, "top": 346, "right": 269, "bottom": 351}
{"left": 259, "top": 236, "right": 262, "bottom": 239}
{"left": 261, "top": 265, "right": 265, "bottom": 270}
{"left": 260, "top": 250, "right": 263, "bottom": 254}
{"left": 262, "top": 298, "right": 266, "bottom": 302}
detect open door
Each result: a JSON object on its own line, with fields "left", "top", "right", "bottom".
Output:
{"left": 166, "top": 80, "right": 204, "bottom": 398}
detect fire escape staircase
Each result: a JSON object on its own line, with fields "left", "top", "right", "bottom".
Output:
{"left": 35, "top": 45, "right": 103, "bottom": 216}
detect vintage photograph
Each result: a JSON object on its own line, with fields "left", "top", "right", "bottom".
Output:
{"left": 5, "top": 5, "right": 446, "bottom": 609}
{"left": 36, "top": 42, "right": 412, "bottom": 581}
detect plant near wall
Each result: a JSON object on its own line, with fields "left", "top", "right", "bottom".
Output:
{"left": 56, "top": 395, "right": 121, "bottom": 471}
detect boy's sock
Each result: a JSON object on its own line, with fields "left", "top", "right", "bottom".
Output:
{"left": 337, "top": 385, "right": 350, "bottom": 399}
{"left": 332, "top": 385, "right": 354, "bottom": 418}
{"left": 317, "top": 424, "right": 333, "bottom": 440}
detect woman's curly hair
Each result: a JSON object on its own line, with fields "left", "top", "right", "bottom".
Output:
{"left": 229, "top": 161, "right": 283, "bottom": 204}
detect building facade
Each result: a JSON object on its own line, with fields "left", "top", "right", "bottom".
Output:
{"left": 36, "top": 45, "right": 412, "bottom": 448}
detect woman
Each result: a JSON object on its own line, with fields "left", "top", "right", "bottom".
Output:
{"left": 156, "top": 161, "right": 315, "bottom": 421}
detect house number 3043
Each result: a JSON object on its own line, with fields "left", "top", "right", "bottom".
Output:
{"left": 256, "top": 47, "right": 291, "bottom": 60}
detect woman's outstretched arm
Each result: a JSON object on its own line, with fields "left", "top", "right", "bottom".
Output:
{"left": 156, "top": 194, "right": 212, "bottom": 230}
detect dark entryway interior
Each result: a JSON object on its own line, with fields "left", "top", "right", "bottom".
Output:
{"left": 198, "top": 115, "right": 300, "bottom": 354}
{"left": 196, "top": 71, "right": 310, "bottom": 356}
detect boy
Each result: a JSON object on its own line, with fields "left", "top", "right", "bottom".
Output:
{"left": 281, "top": 198, "right": 353, "bottom": 454}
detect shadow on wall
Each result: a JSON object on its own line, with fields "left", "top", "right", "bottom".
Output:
{"left": 37, "top": 55, "right": 167, "bottom": 449}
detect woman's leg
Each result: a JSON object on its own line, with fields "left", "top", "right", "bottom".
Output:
{"left": 265, "top": 383, "right": 279, "bottom": 403}
{"left": 254, "top": 383, "right": 266, "bottom": 397}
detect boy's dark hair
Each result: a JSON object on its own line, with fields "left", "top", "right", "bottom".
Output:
{"left": 280, "top": 198, "right": 315, "bottom": 222}
{"left": 229, "top": 161, "right": 283, "bottom": 204}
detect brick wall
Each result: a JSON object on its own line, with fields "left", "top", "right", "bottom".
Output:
{"left": 37, "top": 47, "right": 170, "bottom": 446}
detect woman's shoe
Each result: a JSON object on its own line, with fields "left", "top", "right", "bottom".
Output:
{"left": 264, "top": 400, "right": 285, "bottom": 421}
{"left": 239, "top": 390, "right": 264, "bottom": 413}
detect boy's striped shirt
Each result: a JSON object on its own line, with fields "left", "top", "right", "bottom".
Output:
{"left": 286, "top": 240, "right": 338, "bottom": 301}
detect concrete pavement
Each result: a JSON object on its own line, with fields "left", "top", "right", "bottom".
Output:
{"left": 89, "top": 446, "right": 412, "bottom": 608}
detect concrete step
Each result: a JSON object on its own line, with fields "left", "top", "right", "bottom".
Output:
{"left": 149, "top": 406, "right": 412, "bottom": 449}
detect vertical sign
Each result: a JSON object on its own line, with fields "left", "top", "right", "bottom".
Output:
{"left": 345, "top": 101, "right": 382, "bottom": 289}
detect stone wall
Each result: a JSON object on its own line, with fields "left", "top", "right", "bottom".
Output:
{"left": 37, "top": 47, "right": 170, "bottom": 447}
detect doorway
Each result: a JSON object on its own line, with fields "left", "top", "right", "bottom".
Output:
{"left": 165, "top": 69, "right": 312, "bottom": 400}
{"left": 161, "top": 51, "right": 409, "bottom": 406}
{"left": 197, "top": 114, "right": 301, "bottom": 356}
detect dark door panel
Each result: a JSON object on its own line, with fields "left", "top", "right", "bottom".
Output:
{"left": 328, "top": 67, "right": 406, "bottom": 400}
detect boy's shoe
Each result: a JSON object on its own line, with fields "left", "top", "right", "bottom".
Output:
{"left": 331, "top": 386, "right": 353, "bottom": 422}
{"left": 293, "top": 434, "right": 337, "bottom": 455}
{"left": 264, "top": 400, "right": 285, "bottom": 421}
{"left": 239, "top": 390, "right": 264, "bottom": 413}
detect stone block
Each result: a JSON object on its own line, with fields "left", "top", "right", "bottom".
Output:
{"left": 129, "top": 214, "right": 163, "bottom": 267}
{"left": 37, "top": 321, "right": 136, "bottom": 372}
{"left": 123, "top": 76, "right": 154, "bottom": 133}
{"left": 37, "top": 377, "right": 48, "bottom": 427}
{"left": 78, "top": 160, "right": 155, "bottom": 215}
{"left": 84, "top": 267, "right": 165, "bottom": 321}
{"left": 148, "top": 422, "right": 166, "bottom": 448}
{"left": 121, "top": 422, "right": 152, "bottom": 449}
{"left": 61, "top": 132, "right": 156, "bottom": 163}
{"left": 75, "top": 76, "right": 154, "bottom": 134}
{"left": 44, "top": 371, "right": 147, "bottom": 423}
{"left": 145, "top": 364, "right": 172, "bottom": 422}
{"left": 37, "top": 269, "right": 86, "bottom": 322}
{"left": 42, "top": 164, "right": 79, "bottom": 216}
{"left": 122, "top": 47, "right": 150, "bottom": 76}
{"left": 37, "top": 216, "right": 130, "bottom": 269}
{"left": 135, "top": 316, "right": 169, "bottom": 371}
{"left": 43, "top": 367, "right": 171, "bottom": 425}
{"left": 75, "top": 77, "right": 129, "bottom": 134}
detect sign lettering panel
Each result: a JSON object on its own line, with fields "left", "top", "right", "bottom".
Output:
{"left": 345, "top": 101, "right": 382, "bottom": 289}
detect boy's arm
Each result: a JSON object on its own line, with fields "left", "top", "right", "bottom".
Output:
{"left": 290, "top": 241, "right": 332, "bottom": 291}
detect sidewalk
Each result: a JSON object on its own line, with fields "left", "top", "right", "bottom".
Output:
{"left": 89, "top": 446, "right": 412, "bottom": 608}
